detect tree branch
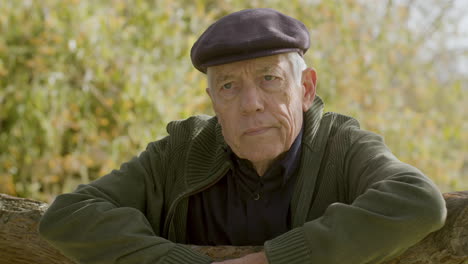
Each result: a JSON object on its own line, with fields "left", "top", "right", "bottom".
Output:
{"left": 0, "top": 192, "right": 466, "bottom": 263}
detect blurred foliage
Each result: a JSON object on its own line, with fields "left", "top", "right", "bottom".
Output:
{"left": 0, "top": 0, "right": 466, "bottom": 202}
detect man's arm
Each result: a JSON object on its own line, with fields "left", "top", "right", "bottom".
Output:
{"left": 263, "top": 125, "right": 447, "bottom": 264}
{"left": 39, "top": 139, "right": 212, "bottom": 264}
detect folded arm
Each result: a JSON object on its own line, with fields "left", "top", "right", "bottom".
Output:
{"left": 264, "top": 126, "right": 447, "bottom": 264}
{"left": 39, "top": 140, "right": 211, "bottom": 264}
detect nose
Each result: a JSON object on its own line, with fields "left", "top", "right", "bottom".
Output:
{"left": 240, "top": 82, "right": 264, "bottom": 114}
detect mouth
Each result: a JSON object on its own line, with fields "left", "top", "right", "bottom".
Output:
{"left": 243, "top": 127, "right": 272, "bottom": 136}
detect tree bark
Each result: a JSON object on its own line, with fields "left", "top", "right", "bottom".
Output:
{"left": 0, "top": 192, "right": 467, "bottom": 264}
{"left": 0, "top": 194, "right": 74, "bottom": 264}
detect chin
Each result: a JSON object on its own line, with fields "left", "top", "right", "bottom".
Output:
{"left": 229, "top": 132, "right": 286, "bottom": 161}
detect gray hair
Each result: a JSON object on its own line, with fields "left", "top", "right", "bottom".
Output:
{"left": 284, "top": 52, "right": 307, "bottom": 86}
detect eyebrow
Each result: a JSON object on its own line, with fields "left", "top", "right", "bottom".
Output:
{"left": 257, "top": 66, "right": 273, "bottom": 73}
{"left": 212, "top": 62, "right": 284, "bottom": 84}
{"left": 215, "top": 74, "right": 235, "bottom": 84}
{"left": 256, "top": 65, "right": 284, "bottom": 75}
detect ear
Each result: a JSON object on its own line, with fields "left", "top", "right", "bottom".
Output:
{"left": 301, "top": 67, "right": 317, "bottom": 112}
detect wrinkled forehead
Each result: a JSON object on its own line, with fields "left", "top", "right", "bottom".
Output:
{"left": 207, "top": 54, "right": 290, "bottom": 82}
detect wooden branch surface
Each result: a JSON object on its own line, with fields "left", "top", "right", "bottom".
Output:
{"left": 0, "top": 192, "right": 467, "bottom": 264}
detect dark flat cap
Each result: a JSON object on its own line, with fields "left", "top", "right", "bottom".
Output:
{"left": 191, "top": 8, "right": 310, "bottom": 73}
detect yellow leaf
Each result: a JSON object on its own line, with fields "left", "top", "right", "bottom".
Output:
{"left": 99, "top": 118, "right": 110, "bottom": 126}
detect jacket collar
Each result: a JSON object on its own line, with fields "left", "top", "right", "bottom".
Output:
{"left": 302, "top": 95, "right": 325, "bottom": 149}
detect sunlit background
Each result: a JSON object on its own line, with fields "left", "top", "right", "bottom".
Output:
{"left": 0, "top": 0, "right": 467, "bottom": 203}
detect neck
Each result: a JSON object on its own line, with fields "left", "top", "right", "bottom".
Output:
{"left": 251, "top": 151, "right": 287, "bottom": 176}
{"left": 252, "top": 160, "right": 273, "bottom": 177}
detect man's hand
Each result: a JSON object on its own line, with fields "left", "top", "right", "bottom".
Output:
{"left": 212, "top": 251, "right": 268, "bottom": 264}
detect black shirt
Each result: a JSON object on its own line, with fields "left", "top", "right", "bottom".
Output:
{"left": 186, "top": 129, "right": 303, "bottom": 246}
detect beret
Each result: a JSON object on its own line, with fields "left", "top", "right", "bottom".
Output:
{"left": 190, "top": 8, "right": 310, "bottom": 73}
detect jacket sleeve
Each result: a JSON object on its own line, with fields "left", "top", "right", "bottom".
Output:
{"left": 38, "top": 139, "right": 212, "bottom": 264}
{"left": 264, "top": 125, "right": 447, "bottom": 264}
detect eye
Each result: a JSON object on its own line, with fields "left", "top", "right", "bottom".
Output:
{"left": 222, "top": 82, "right": 233, "bottom": 89}
{"left": 264, "top": 75, "right": 276, "bottom": 81}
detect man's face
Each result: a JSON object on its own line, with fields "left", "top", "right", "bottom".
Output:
{"left": 207, "top": 54, "right": 316, "bottom": 172}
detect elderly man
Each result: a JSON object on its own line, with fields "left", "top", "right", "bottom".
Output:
{"left": 39, "top": 8, "right": 446, "bottom": 264}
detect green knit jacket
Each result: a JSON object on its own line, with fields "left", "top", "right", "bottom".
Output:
{"left": 39, "top": 97, "right": 446, "bottom": 264}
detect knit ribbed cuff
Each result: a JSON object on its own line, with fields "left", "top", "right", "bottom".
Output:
{"left": 161, "top": 244, "right": 212, "bottom": 264}
{"left": 264, "top": 227, "right": 312, "bottom": 264}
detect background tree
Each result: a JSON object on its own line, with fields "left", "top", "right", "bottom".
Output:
{"left": 0, "top": 0, "right": 466, "bottom": 202}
